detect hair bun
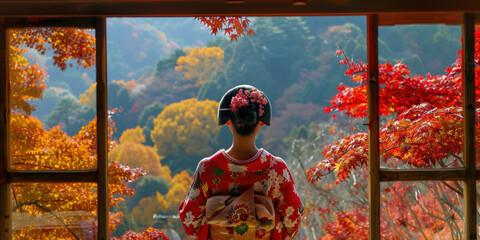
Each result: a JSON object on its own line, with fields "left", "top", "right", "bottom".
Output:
{"left": 232, "top": 104, "right": 257, "bottom": 125}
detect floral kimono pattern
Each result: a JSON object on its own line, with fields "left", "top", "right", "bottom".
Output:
{"left": 179, "top": 149, "right": 304, "bottom": 240}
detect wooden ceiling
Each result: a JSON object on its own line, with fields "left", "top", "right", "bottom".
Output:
{"left": 0, "top": 0, "right": 478, "bottom": 25}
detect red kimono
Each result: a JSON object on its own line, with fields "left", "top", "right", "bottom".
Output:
{"left": 179, "top": 149, "right": 304, "bottom": 239}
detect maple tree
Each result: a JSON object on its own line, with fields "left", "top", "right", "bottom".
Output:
{"left": 195, "top": 17, "right": 255, "bottom": 41}
{"left": 10, "top": 28, "right": 95, "bottom": 115}
{"left": 174, "top": 46, "right": 225, "bottom": 88}
{"left": 303, "top": 27, "right": 480, "bottom": 239}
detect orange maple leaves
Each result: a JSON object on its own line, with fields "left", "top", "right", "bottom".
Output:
{"left": 11, "top": 28, "right": 96, "bottom": 71}
{"left": 10, "top": 114, "right": 147, "bottom": 238}
{"left": 10, "top": 28, "right": 95, "bottom": 115}
{"left": 8, "top": 27, "right": 149, "bottom": 239}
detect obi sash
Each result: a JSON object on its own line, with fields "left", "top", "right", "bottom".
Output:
{"left": 205, "top": 186, "right": 275, "bottom": 239}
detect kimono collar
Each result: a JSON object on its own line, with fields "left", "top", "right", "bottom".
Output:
{"left": 221, "top": 148, "right": 264, "bottom": 164}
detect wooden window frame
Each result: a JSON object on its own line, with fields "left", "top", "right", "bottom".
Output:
{"left": 0, "top": 5, "right": 478, "bottom": 240}
{"left": 0, "top": 17, "right": 109, "bottom": 240}
{"left": 368, "top": 13, "right": 478, "bottom": 240}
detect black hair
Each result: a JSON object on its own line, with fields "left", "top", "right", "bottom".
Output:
{"left": 230, "top": 101, "right": 259, "bottom": 136}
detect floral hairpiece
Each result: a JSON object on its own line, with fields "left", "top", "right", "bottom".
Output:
{"left": 230, "top": 88, "right": 268, "bottom": 116}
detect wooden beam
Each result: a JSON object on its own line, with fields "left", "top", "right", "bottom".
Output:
{"left": 380, "top": 168, "right": 465, "bottom": 181}
{"left": 0, "top": 0, "right": 479, "bottom": 17}
{"left": 96, "top": 17, "right": 108, "bottom": 240}
{"left": 378, "top": 12, "right": 463, "bottom": 25}
{"left": 0, "top": 16, "right": 11, "bottom": 240}
{"left": 367, "top": 14, "right": 380, "bottom": 240}
{"left": 462, "top": 12, "right": 476, "bottom": 240}
{"left": 1, "top": 12, "right": 476, "bottom": 27}
{"left": 0, "top": 18, "right": 6, "bottom": 186}
{"left": 7, "top": 170, "right": 97, "bottom": 183}
{"left": 4, "top": 17, "right": 95, "bottom": 28}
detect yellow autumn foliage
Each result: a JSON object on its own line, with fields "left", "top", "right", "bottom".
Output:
{"left": 112, "top": 79, "right": 137, "bottom": 96}
{"left": 119, "top": 126, "right": 146, "bottom": 144}
{"left": 130, "top": 170, "right": 192, "bottom": 230}
{"left": 79, "top": 82, "right": 96, "bottom": 107}
{"left": 10, "top": 48, "right": 47, "bottom": 115}
{"left": 171, "top": 169, "right": 192, "bottom": 187}
{"left": 109, "top": 129, "right": 171, "bottom": 180}
{"left": 151, "top": 98, "right": 219, "bottom": 157}
{"left": 174, "top": 46, "right": 224, "bottom": 87}
{"left": 130, "top": 195, "right": 162, "bottom": 229}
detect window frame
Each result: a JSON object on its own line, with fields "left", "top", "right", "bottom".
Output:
{"left": 0, "top": 8, "right": 478, "bottom": 240}
{"left": 0, "top": 17, "right": 108, "bottom": 240}
{"left": 368, "top": 13, "right": 478, "bottom": 240}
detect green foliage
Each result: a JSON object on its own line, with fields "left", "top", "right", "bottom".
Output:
{"left": 109, "top": 81, "right": 134, "bottom": 110}
{"left": 137, "top": 101, "right": 166, "bottom": 145}
{"left": 44, "top": 96, "right": 95, "bottom": 136}
{"left": 403, "top": 55, "right": 425, "bottom": 76}
{"left": 160, "top": 152, "right": 196, "bottom": 176}
{"left": 34, "top": 87, "right": 76, "bottom": 121}
{"left": 197, "top": 17, "right": 313, "bottom": 103}
{"left": 127, "top": 175, "right": 170, "bottom": 209}
{"left": 197, "top": 36, "right": 274, "bottom": 101}
{"left": 156, "top": 48, "right": 185, "bottom": 76}
{"left": 111, "top": 202, "right": 134, "bottom": 238}
{"left": 225, "top": 40, "right": 273, "bottom": 93}
{"left": 262, "top": 102, "right": 324, "bottom": 151}
{"left": 138, "top": 101, "right": 166, "bottom": 128}
{"left": 108, "top": 41, "right": 135, "bottom": 81}
{"left": 251, "top": 17, "right": 311, "bottom": 93}
{"left": 296, "top": 125, "right": 308, "bottom": 139}
{"left": 138, "top": 68, "right": 196, "bottom": 111}
{"left": 108, "top": 81, "right": 137, "bottom": 137}
{"left": 292, "top": 23, "right": 366, "bottom": 106}
{"left": 382, "top": 27, "right": 405, "bottom": 52}
{"left": 378, "top": 24, "right": 461, "bottom": 74}
{"left": 197, "top": 71, "right": 228, "bottom": 101}
{"left": 206, "top": 37, "right": 230, "bottom": 48}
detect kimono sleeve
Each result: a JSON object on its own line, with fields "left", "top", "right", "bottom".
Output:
{"left": 276, "top": 164, "right": 304, "bottom": 239}
{"left": 178, "top": 160, "right": 209, "bottom": 239}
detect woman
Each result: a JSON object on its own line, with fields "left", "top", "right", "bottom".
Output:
{"left": 179, "top": 85, "right": 304, "bottom": 239}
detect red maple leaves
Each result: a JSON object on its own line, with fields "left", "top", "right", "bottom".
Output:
{"left": 309, "top": 27, "right": 480, "bottom": 185}
{"left": 195, "top": 16, "right": 255, "bottom": 41}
